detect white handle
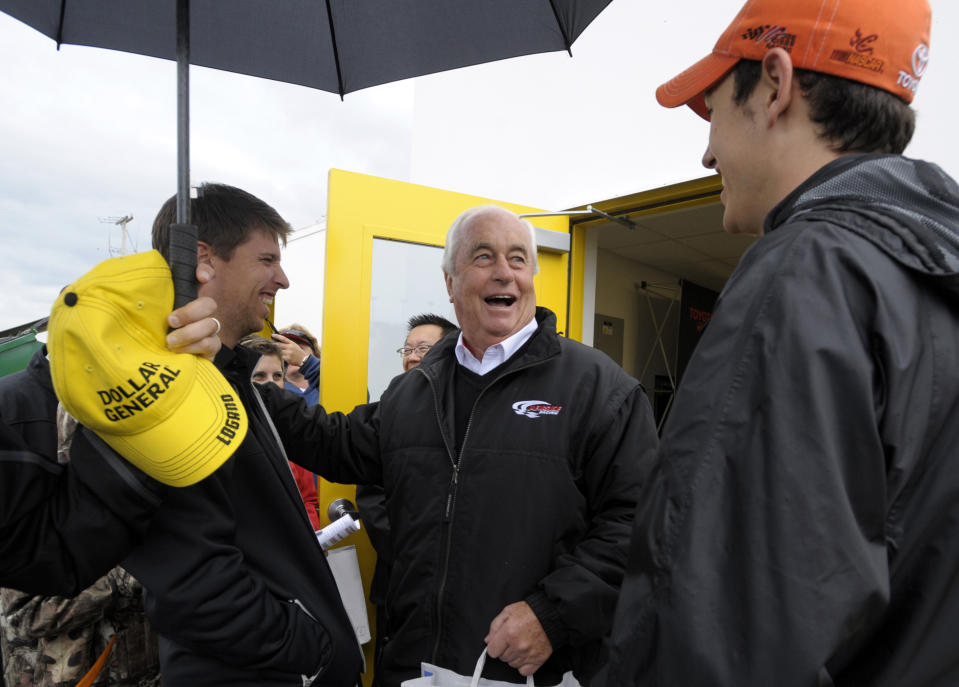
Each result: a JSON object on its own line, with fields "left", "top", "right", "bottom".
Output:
{"left": 470, "top": 648, "right": 534, "bottom": 687}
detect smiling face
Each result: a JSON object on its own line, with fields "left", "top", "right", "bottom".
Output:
{"left": 701, "top": 72, "right": 768, "bottom": 236}
{"left": 198, "top": 228, "right": 289, "bottom": 347}
{"left": 444, "top": 208, "right": 537, "bottom": 359}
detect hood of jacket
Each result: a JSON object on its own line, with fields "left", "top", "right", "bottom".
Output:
{"left": 766, "top": 153, "right": 959, "bottom": 299}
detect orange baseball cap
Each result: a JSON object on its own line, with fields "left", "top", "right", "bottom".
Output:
{"left": 656, "top": 0, "right": 931, "bottom": 119}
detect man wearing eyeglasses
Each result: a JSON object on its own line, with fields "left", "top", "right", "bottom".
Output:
{"left": 397, "top": 313, "right": 458, "bottom": 372}
{"left": 262, "top": 205, "right": 659, "bottom": 686}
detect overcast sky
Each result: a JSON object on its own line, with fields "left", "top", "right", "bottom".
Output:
{"left": 2, "top": 0, "right": 956, "bottom": 333}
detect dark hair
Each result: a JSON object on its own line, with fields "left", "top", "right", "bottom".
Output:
{"left": 237, "top": 334, "right": 282, "bottom": 358}
{"left": 152, "top": 183, "right": 292, "bottom": 261}
{"left": 731, "top": 59, "right": 915, "bottom": 154}
{"left": 407, "top": 313, "right": 457, "bottom": 337}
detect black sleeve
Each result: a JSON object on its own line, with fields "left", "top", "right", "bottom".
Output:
{"left": 530, "top": 382, "right": 658, "bottom": 649}
{"left": 356, "top": 483, "right": 391, "bottom": 561}
{"left": 257, "top": 380, "right": 384, "bottom": 486}
{"left": 0, "top": 422, "right": 164, "bottom": 595}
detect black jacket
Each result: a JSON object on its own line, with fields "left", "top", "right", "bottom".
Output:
{"left": 600, "top": 155, "right": 959, "bottom": 686}
{"left": 262, "top": 307, "right": 658, "bottom": 685}
{"left": 0, "top": 347, "right": 58, "bottom": 460}
{"left": 121, "top": 345, "right": 362, "bottom": 686}
{"left": 0, "top": 348, "right": 165, "bottom": 595}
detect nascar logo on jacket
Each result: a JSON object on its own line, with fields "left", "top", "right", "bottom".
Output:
{"left": 512, "top": 400, "right": 563, "bottom": 418}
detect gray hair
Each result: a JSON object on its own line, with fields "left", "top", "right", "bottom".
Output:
{"left": 441, "top": 205, "right": 539, "bottom": 276}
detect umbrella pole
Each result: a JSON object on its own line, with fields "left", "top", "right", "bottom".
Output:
{"left": 170, "top": 0, "right": 199, "bottom": 309}
{"left": 176, "top": 0, "right": 190, "bottom": 225}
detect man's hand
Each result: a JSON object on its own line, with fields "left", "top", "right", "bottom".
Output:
{"left": 271, "top": 333, "right": 308, "bottom": 366}
{"left": 164, "top": 264, "right": 220, "bottom": 362}
{"left": 484, "top": 601, "right": 553, "bottom": 677}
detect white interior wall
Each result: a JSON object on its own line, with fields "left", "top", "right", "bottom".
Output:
{"left": 593, "top": 248, "right": 681, "bottom": 393}
{"left": 580, "top": 229, "right": 599, "bottom": 347}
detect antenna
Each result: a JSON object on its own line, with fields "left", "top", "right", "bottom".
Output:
{"left": 100, "top": 215, "right": 135, "bottom": 256}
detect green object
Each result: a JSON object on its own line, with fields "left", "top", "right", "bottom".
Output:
{"left": 0, "top": 330, "right": 42, "bottom": 378}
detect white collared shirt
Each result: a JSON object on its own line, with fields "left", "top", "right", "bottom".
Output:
{"left": 454, "top": 316, "right": 538, "bottom": 376}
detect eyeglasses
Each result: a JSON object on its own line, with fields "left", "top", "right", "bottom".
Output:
{"left": 396, "top": 343, "right": 434, "bottom": 358}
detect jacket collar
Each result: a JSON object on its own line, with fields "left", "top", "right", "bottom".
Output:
{"left": 453, "top": 315, "right": 539, "bottom": 375}
{"left": 28, "top": 345, "right": 54, "bottom": 396}
{"left": 766, "top": 154, "right": 959, "bottom": 283}
{"left": 419, "top": 306, "right": 560, "bottom": 381}
{"left": 214, "top": 342, "right": 261, "bottom": 380}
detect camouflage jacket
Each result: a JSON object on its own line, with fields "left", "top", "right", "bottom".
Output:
{"left": 1, "top": 566, "right": 159, "bottom": 687}
{"left": 0, "top": 407, "right": 159, "bottom": 687}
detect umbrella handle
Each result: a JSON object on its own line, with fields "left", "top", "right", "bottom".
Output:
{"left": 168, "top": 223, "right": 199, "bottom": 310}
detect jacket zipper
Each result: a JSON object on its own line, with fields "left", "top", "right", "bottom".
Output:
{"left": 421, "top": 368, "right": 460, "bottom": 664}
{"left": 421, "top": 357, "right": 549, "bottom": 665}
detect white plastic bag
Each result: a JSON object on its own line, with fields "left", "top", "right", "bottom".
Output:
{"left": 401, "top": 648, "right": 581, "bottom": 687}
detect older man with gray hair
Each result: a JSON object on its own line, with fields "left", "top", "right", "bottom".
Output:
{"left": 264, "top": 204, "right": 658, "bottom": 686}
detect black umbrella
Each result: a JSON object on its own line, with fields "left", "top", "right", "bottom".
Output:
{"left": 0, "top": 0, "right": 613, "bottom": 306}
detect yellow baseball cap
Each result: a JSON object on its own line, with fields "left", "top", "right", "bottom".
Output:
{"left": 48, "top": 250, "right": 247, "bottom": 487}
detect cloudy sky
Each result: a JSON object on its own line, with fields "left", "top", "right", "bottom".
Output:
{"left": 2, "top": 0, "right": 956, "bottom": 333}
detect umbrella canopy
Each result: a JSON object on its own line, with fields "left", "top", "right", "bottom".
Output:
{"left": 0, "top": 0, "right": 614, "bottom": 304}
{"left": 3, "top": 1, "right": 613, "bottom": 95}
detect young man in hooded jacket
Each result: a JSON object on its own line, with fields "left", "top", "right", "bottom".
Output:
{"left": 598, "top": 1, "right": 959, "bottom": 685}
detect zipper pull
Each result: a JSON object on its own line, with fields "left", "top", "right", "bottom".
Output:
{"left": 444, "top": 467, "right": 459, "bottom": 521}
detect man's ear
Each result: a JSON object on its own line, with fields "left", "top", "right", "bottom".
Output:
{"left": 196, "top": 240, "right": 214, "bottom": 266}
{"left": 444, "top": 271, "right": 454, "bottom": 301}
{"left": 760, "top": 48, "right": 795, "bottom": 127}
